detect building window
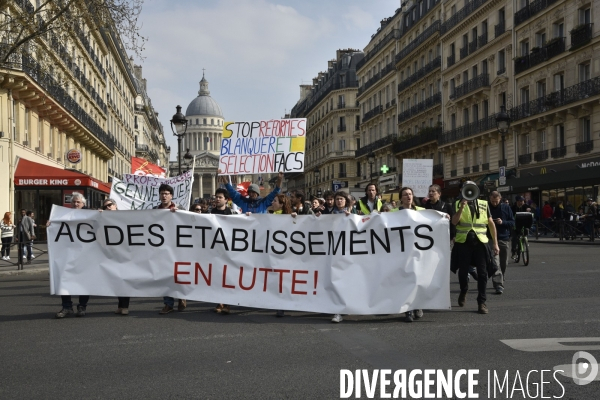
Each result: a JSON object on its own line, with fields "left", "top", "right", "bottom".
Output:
{"left": 580, "top": 117, "right": 591, "bottom": 142}
{"left": 538, "top": 130, "right": 546, "bottom": 151}
{"left": 521, "top": 40, "right": 529, "bottom": 56}
{"left": 536, "top": 31, "right": 546, "bottom": 47}
{"left": 536, "top": 80, "right": 546, "bottom": 98}
{"left": 555, "top": 124, "right": 565, "bottom": 147}
{"left": 579, "top": 62, "right": 591, "bottom": 83}
{"left": 579, "top": 7, "right": 591, "bottom": 24}
{"left": 498, "top": 50, "right": 506, "bottom": 73}
{"left": 483, "top": 145, "right": 489, "bottom": 163}
{"left": 203, "top": 118, "right": 207, "bottom": 125}
{"left": 523, "top": 134, "right": 530, "bottom": 154}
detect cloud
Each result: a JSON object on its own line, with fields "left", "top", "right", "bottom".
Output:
{"left": 342, "top": 6, "right": 375, "bottom": 30}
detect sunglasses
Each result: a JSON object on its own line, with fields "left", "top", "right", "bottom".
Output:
{"left": 103, "top": 203, "right": 114, "bottom": 209}
{"left": 194, "top": 209, "right": 202, "bottom": 212}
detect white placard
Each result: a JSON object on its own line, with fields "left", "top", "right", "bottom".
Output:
{"left": 402, "top": 159, "right": 433, "bottom": 198}
{"left": 109, "top": 170, "right": 194, "bottom": 210}
{"left": 47, "top": 207, "right": 451, "bottom": 315}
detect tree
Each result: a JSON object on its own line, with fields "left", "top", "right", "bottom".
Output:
{"left": 0, "top": 0, "right": 146, "bottom": 64}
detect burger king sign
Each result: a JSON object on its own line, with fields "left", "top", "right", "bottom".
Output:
{"left": 66, "top": 149, "right": 82, "bottom": 164}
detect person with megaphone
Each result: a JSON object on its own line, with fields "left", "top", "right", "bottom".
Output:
{"left": 451, "top": 181, "right": 499, "bottom": 314}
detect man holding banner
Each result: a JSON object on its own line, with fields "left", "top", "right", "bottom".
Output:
{"left": 154, "top": 184, "right": 187, "bottom": 314}
{"left": 225, "top": 172, "right": 283, "bottom": 214}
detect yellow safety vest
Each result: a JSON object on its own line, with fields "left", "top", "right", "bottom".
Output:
{"left": 359, "top": 198, "right": 382, "bottom": 215}
{"left": 455, "top": 200, "right": 489, "bottom": 243}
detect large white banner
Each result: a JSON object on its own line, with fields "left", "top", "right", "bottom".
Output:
{"left": 109, "top": 170, "right": 194, "bottom": 210}
{"left": 47, "top": 206, "right": 451, "bottom": 314}
{"left": 402, "top": 159, "right": 433, "bottom": 198}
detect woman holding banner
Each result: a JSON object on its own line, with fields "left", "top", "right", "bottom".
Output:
{"left": 396, "top": 187, "right": 424, "bottom": 323}
{"left": 271, "top": 194, "right": 294, "bottom": 318}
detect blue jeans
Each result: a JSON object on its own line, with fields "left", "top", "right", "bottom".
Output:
{"left": 163, "top": 296, "right": 174, "bottom": 307}
{"left": 61, "top": 295, "right": 89, "bottom": 309}
{"left": 19, "top": 234, "right": 32, "bottom": 260}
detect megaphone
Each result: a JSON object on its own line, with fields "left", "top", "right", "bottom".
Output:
{"left": 461, "top": 180, "right": 480, "bottom": 201}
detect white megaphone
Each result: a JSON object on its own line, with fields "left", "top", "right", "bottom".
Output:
{"left": 461, "top": 181, "right": 480, "bottom": 201}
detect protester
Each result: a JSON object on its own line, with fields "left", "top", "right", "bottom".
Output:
{"left": 347, "top": 195, "right": 358, "bottom": 214}
{"left": 331, "top": 191, "right": 351, "bottom": 216}
{"left": 290, "top": 190, "right": 313, "bottom": 215}
{"left": 311, "top": 197, "right": 325, "bottom": 214}
{"left": 488, "top": 191, "right": 515, "bottom": 295}
{"left": 211, "top": 186, "right": 236, "bottom": 315}
{"left": 225, "top": 172, "right": 283, "bottom": 214}
{"left": 54, "top": 193, "right": 91, "bottom": 318}
{"left": 396, "top": 187, "right": 424, "bottom": 322}
{"left": 199, "top": 198, "right": 209, "bottom": 213}
{"left": 191, "top": 204, "right": 202, "bottom": 213}
{"left": 269, "top": 194, "right": 295, "bottom": 318}
{"left": 424, "top": 184, "right": 455, "bottom": 241}
{"left": 154, "top": 184, "right": 187, "bottom": 314}
{"left": 357, "top": 183, "right": 382, "bottom": 215}
{"left": 1, "top": 212, "right": 15, "bottom": 261}
{"left": 19, "top": 209, "right": 35, "bottom": 264}
{"left": 381, "top": 204, "right": 392, "bottom": 212}
{"left": 391, "top": 200, "right": 397, "bottom": 209}
{"left": 451, "top": 183, "right": 499, "bottom": 314}
{"left": 319, "top": 190, "right": 335, "bottom": 215}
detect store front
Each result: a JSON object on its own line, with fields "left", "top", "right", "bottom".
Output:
{"left": 498, "top": 159, "right": 600, "bottom": 208}
{"left": 14, "top": 158, "right": 110, "bottom": 240}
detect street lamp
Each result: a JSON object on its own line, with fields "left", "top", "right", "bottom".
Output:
{"left": 183, "top": 148, "right": 193, "bottom": 171}
{"left": 170, "top": 105, "right": 188, "bottom": 175}
{"left": 368, "top": 152, "right": 375, "bottom": 182}
{"left": 495, "top": 105, "right": 511, "bottom": 167}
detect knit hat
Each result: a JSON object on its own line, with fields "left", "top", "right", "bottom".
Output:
{"left": 515, "top": 195, "right": 525, "bottom": 201}
{"left": 248, "top": 184, "right": 260, "bottom": 195}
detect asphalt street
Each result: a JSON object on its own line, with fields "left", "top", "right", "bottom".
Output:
{"left": 1, "top": 243, "right": 599, "bottom": 399}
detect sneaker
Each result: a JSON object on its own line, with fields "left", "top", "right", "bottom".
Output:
{"left": 458, "top": 291, "right": 467, "bottom": 307}
{"left": 404, "top": 311, "right": 413, "bottom": 323}
{"left": 214, "top": 304, "right": 223, "bottom": 313}
{"left": 331, "top": 314, "right": 343, "bottom": 323}
{"left": 276, "top": 310, "right": 285, "bottom": 318}
{"left": 221, "top": 305, "right": 230, "bottom": 314}
{"left": 6, "top": 256, "right": 9, "bottom": 260}
{"left": 478, "top": 303, "right": 489, "bottom": 314}
{"left": 177, "top": 299, "right": 187, "bottom": 312}
{"left": 115, "top": 308, "right": 129, "bottom": 315}
{"left": 31, "top": 254, "right": 35, "bottom": 259}
{"left": 1, "top": 256, "right": 6, "bottom": 261}
{"left": 23, "top": 255, "right": 27, "bottom": 259}
{"left": 495, "top": 286, "right": 504, "bottom": 295}
{"left": 414, "top": 309, "right": 424, "bottom": 319}
{"left": 55, "top": 308, "right": 73, "bottom": 318}
{"left": 75, "top": 305, "right": 86, "bottom": 317}
{"left": 159, "top": 305, "right": 174, "bottom": 314}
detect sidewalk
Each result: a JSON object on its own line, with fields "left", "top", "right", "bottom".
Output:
{"left": 530, "top": 233, "right": 600, "bottom": 246}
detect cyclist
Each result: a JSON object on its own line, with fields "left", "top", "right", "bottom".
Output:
{"left": 511, "top": 196, "right": 530, "bottom": 258}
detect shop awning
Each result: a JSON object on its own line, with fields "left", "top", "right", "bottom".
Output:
{"left": 14, "top": 158, "right": 111, "bottom": 193}
{"left": 504, "top": 165, "right": 600, "bottom": 192}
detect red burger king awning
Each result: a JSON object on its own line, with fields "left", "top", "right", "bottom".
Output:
{"left": 14, "top": 158, "right": 111, "bottom": 193}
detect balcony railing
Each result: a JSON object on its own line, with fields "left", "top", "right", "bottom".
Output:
{"left": 395, "top": 21, "right": 440, "bottom": 65}
{"left": 576, "top": 140, "right": 594, "bottom": 154}
{"left": 534, "top": 150, "right": 548, "bottom": 162}
{"left": 362, "top": 105, "right": 383, "bottom": 123}
{"left": 509, "top": 76, "right": 600, "bottom": 121}
{"left": 355, "top": 133, "right": 397, "bottom": 157}
{"left": 337, "top": 125, "right": 347, "bottom": 132}
{"left": 433, "top": 163, "right": 443, "bottom": 176}
{"left": 358, "top": 61, "right": 395, "bottom": 96}
{"left": 515, "top": 0, "right": 560, "bottom": 26}
{"left": 392, "top": 127, "right": 442, "bottom": 153}
{"left": 338, "top": 172, "right": 347, "bottom": 178}
{"left": 519, "top": 154, "right": 532, "bottom": 164}
{"left": 551, "top": 146, "right": 566, "bottom": 158}
{"left": 570, "top": 24, "right": 593, "bottom": 51}
{"left": 439, "top": 114, "right": 496, "bottom": 145}
{"left": 397, "top": 92, "right": 441, "bottom": 122}
{"left": 451, "top": 169, "right": 457, "bottom": 177}
{"left": 460, "top": 46, "right": 468, "bottom": 59}
{"left": 136, "top": 144, "right": 149, "bottom": 152}
{"left": 441, "top": 0, "right": 488, "bottom": 35}
{"left": 450, "top": 73, "right": 489, "bottom": 100}
{"left": 478, "top": 32, "right": 488, "bottom": 48}
{"left": 482, "top": 162, "right": 490, "bottom": 171}
{"left": 338, "top": 102, "right": 346, "bottom": 109}
{"left": 447, "top": 53, "right": 456, "bottom": 67}
{"left": 497, "top": 67, "right": 506, "bottom": 75}
{"left": 398, "top": 56, "right": 441, "bottom": 93}
{"left": 495, "top": 21, "right": 506, "bottom": 38}
{"left": 355, "top": 123, "right": 360, "bottom": 131}
{"left": 472, "top": 165, "right": 480, "bottom": 172}
{"left": 356, "top": 29, "right": 401, "bottom": 71}
{"left": 514, "top": 37, "right": 566, "bottom": 74}
{"left": 464, "top": 167, "right": 471, "bottom": 174}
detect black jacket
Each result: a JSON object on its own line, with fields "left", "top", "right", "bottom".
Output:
{"left": 424, "top": 199, "right": 456, "bottom": 239}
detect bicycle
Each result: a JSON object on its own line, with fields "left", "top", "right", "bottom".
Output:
{"left": 513, "top": 226, "right": 530, "bottom": 266}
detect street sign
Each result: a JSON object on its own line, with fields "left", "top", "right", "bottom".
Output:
{"left": 499, "top": 166, "right": 506, "bottom": 177}
{"left": 499, "top": 176, "right": 506, "bottom": 185}
{"left": 497, "top": 186, "right": 511, "bottom": 192}
{"left": 332, "top": 183, "right": 342, "bottom": 191}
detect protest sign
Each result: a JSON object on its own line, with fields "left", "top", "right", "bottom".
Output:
{"left": 109, "top": 170, "right": 194, "bottom": 210}
{"left": 402, "top": 159, "right": 433, "bottom": 198}
{"left": 219, "top": 119, "right": 306, "bottom": 175}
{"left": 131, "top": 157, "right": 166, "bottom": 177}
{"left": 47, "top": 207, "right": 450, "bottom": 314}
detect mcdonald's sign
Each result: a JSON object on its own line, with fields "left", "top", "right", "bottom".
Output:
{"left": 540, "top": 167, "right": 547, "bottom": 174}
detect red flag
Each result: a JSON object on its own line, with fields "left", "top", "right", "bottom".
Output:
{"left": 131, "top": 157, "right": 166, "bottom": 177}
{"left": 236, "top": 181, "right": 251, "bottom": 197}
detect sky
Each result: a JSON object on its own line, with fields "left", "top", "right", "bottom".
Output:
{"left": 134, "top": 0, "right": 400, "bottom": 160}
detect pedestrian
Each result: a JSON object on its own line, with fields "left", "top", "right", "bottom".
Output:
{"left": 53, "top": 193, "right": 91, "bottom": 318}
{"left": 488, "top": 191, "right": 515, "bottom": 295}
{"left": 451, "top": 182, "right": 499, "bottom": 315}
{"left": 357, "top": 183, "right": 383, "bottom": 215}
{"left": 154, "top": 183, "right": 187, "bottom": 314}
{"left": 541, "top": 201, "right": 553, "bottom": 235}
{"left": 211, "top": 186, "right": 236, "bottom": 315}
{"left": 1, "top": 212, "right": 16, "bottom": 261}
{"left": 19, "top": 209, "right": 35, "bottom": 264}
{"left": 290, "top": 190, "right": 313, "bottom": 215}
{"left": 511, "top": 196, "right": 530, "bottom": 257}
{"left": 225, "top": 171, "right": 283, "bottom": 214}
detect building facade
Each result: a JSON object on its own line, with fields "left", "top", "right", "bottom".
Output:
{"left": 289, "top": 49, "right": 364, "bottom": 198}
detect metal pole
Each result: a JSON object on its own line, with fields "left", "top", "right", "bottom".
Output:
{"left": 501, "top": 133, "right": 505, "bottom": 166}
{"left": 177, "top": 135, "right": 182, "bottom": 176}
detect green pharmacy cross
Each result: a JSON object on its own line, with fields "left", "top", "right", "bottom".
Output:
{"left": 380, "top": 165, "right": 389, "bottom": 174}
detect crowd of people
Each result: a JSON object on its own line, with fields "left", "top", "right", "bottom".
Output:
{"left": 4, "top": 172, "right": 597, "bottom": 323}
